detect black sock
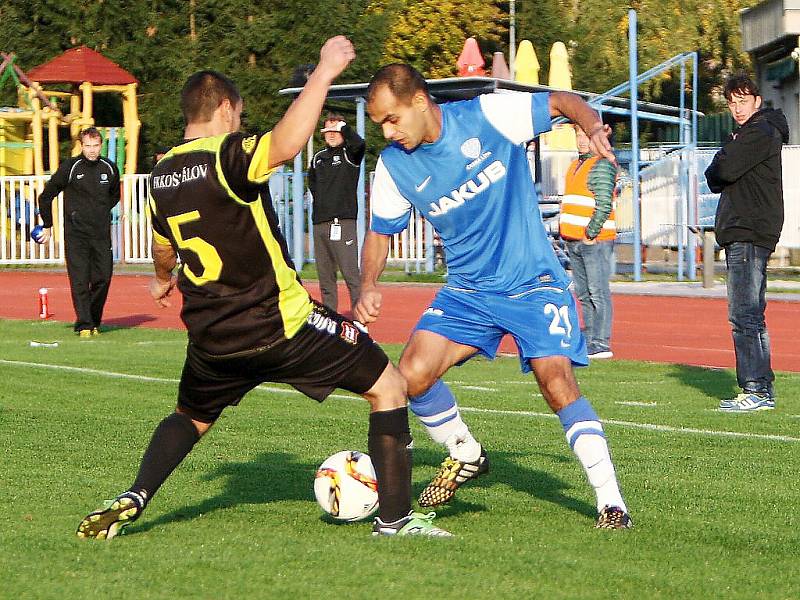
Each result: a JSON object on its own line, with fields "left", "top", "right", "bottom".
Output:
{"left": 368, "top": 407, "right": 412, "bottom": 523}
{"left": 130, "top": 412, "right": 201, "bottom": 504}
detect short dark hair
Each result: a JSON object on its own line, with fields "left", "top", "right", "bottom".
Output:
{"left": 324, "top": 112, "right": 345, "bottom": 124}
{"left": 367, "top": 64, "right": 429, "bottom": 105}
{"left": 180, "top": 70, "right": 241, "bottom": 124}
{"left": 723, "top": 72, "right": 759, "bottom": 101}
{"left": 79, "top": 127, "right": 102, "bottom": 142}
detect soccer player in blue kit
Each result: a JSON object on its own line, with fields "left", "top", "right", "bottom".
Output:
{"left": 354, "top": 64, "right": 631, "bottom": 528}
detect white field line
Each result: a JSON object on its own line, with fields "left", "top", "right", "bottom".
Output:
{"left": 615, "top": 401, "right": 658, "bottom": 407}
{"left": 458, "top": 385, "right": 498, "bottom": 392}
{"left": 2, "top": 359, "right": 799, "bottom": 444}
{"left": 0, "top": 358, "right": 358, "bottom": 401}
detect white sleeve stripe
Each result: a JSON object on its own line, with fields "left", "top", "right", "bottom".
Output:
{"left": 99, "top": 158, "right": 116, "bottom": 177}
{"left": 479, "top": 92, "right": 535, "bottom": 145}
{"left": 68, "top": 159, "right": 82, "bottom": 182}
{"left": 371, "top": 157, "right": 411, "bottom": 220}
{"left": 342, "top": 150, "right": 360, "bottom": 168}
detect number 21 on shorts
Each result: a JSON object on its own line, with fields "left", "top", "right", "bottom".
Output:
{"left": 544, "top": 302, "right": 573, "bottom": 342}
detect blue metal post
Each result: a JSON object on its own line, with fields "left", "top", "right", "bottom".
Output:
{"left": 292, "top": 152, "right": 304, "bottom": 269}
{"left": 692, "top": 52, "right": 699, "bottom": 148}
{"left": 356, "top": 97, "right": 367, "bottom": 253}
{"left": 680, "top": 63, "right": 686, "bottom": 145}
{"left": 425, "top": 220, "right": 435, "bottom": 273}
{"left": 629, "top": 9, "right": 642, "bottom": 281}
{"left": 677, "top": 61, "right": 686, "bottom": 281}
{"left": 677, "top": 150, "right": 686, "bottom": 281}
{"left": 688, "top": 52, "right": 699, "bottom": 279}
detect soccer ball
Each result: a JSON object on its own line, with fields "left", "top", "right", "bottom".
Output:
{"left": 314, "top": 450, "right": 379, "bottom": 522}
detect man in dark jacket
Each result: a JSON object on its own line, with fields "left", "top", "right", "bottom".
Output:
{"left": 36, "top": 127, "right": 121, "bottom": 337}
{"left": 705, "top": 73, "right": 788, "bottom": 412}
{"left": 308, "top": 112, "right": 365, "bottom": 313}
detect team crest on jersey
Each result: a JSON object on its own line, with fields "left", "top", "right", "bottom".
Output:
{"left": 340, "top": 322, "right": 359, "bottom": 345}
{"left": 332, "top": 155, "right": 342, "bottom": 166}
{"left": 241, "top": 135, "right": 258, "bottom": 154}
{"left": 460, "top": 138, "right": 481, "bottom": 159}
{"left": 100, "top": 173, "right": 108, "bottom": 182}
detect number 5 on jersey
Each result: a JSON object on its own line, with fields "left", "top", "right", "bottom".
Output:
{"left": 166, "top": 210, "right": 223, "bottom": 285}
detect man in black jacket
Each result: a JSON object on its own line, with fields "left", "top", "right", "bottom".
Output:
{"left": 705, "top": 73, "right": 788, "bottom": 412}
{"left": 308, "top": 112, "right": 365, "bottom": 313}
{"left": 36, "top": 127, "right": 121, "bottom": 337}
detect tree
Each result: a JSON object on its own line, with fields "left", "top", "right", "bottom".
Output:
{"left": 368, "top": 0, "right": 506, "bottom": 78}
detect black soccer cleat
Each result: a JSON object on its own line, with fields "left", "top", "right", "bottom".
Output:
{"left": 418, "top": 447, "right": 489, "bottom": 507}
{"left": 595, "top": 505, "right": 633, "bottom": 529}
{"left": 76, "top": 491, "right": 146, "bottom": 540}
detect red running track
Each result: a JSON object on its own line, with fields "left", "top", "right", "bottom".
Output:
{"left": 2, "top": 271, "right": 799, "bottom": 372}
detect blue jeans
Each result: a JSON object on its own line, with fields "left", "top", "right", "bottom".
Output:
{"left": 725, "top": 241, "right": 774, "bottom": 395}
{"left": 566, "top": 240, "right": 614, "bottom": 353}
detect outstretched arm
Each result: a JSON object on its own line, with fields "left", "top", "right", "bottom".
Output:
{"left": 268, "top": 36, "right": 356, "bottom": 168}
{"left": 354, "top": 231, "right": 391, "bottom": 324}
{"left": 342, "top": 123, "right": 366, "bottom": 164}
{"left": 549, "top": 91, "right": 615, "bottom": 163}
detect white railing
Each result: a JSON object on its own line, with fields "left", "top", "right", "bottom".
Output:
{"left": 122, "top": 174, "right": 153, "bottom": 262}
{"left": 0, "top": 175, "right": 63, "bottom": 264}
{"left": 638, "top": 145, "right": 800, "bottom": 250}
{"left": 5, "top": 147, "right": 800, "bottom": 267}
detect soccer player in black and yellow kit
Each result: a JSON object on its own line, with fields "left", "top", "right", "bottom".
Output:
{"left": 76, "top": 37, "right": 451, "bottom": 539}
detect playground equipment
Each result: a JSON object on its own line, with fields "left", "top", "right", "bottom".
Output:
{"left": 0, "top": 52, "right": 60, "bottom": 177}
{"left": 0, "top": 46, "right": 139, "bottom": 177}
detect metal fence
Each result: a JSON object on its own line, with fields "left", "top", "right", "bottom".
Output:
{"left": 636, "top": 146, "right": 800, "bottom": 251}
{"left": 5, "top": 147, "right": 800, "bottom": 268}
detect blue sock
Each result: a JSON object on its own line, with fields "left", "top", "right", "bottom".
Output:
{"left": 410, "top": 379, "right": 469, "bottom": 446}
{"left": 557, "top": 397, "right": 625, "bottom": 512}
{"left": 557, "top": 396, "right": 605, "bottom": 447}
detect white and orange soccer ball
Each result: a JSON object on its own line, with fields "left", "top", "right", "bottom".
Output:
{"left": 314, "top": 450, "right": 379, "bottom": 522}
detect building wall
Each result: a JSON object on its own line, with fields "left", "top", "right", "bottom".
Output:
{"left": 742, "top": 0, "right": 800, "bottom": 143}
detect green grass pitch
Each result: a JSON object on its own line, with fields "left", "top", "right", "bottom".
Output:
{"left": 2, "top": 319, "right": 799, "bottom": 599}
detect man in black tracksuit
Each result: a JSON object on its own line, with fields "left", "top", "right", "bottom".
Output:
{"left": 37, "top": 127, "right": 121, "bottom": 336}
{"left": 704, "top": 73, "right": 788, "bottom": 412}
{"left": 308, "top": 112, "right": 365, "bottom": 312}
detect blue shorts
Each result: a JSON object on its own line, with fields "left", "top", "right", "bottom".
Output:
{"left": 414, "top": 285, "right": 588, "bottom": 373}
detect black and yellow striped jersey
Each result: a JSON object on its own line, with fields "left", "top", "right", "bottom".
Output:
{"left": 148, "top": 131, "right": 313, "bottom": 355}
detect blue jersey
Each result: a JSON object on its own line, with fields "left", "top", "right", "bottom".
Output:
{"left": 371, "top": 92, "right": 570, "bottom": 294}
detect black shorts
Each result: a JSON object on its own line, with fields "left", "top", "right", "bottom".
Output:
{"left": 177, "top": 304, "right": 390, "bottom": 423}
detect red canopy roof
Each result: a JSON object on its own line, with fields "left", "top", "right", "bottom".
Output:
{"left": 28, "top": 46, "right": 138, "bottom": 85}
